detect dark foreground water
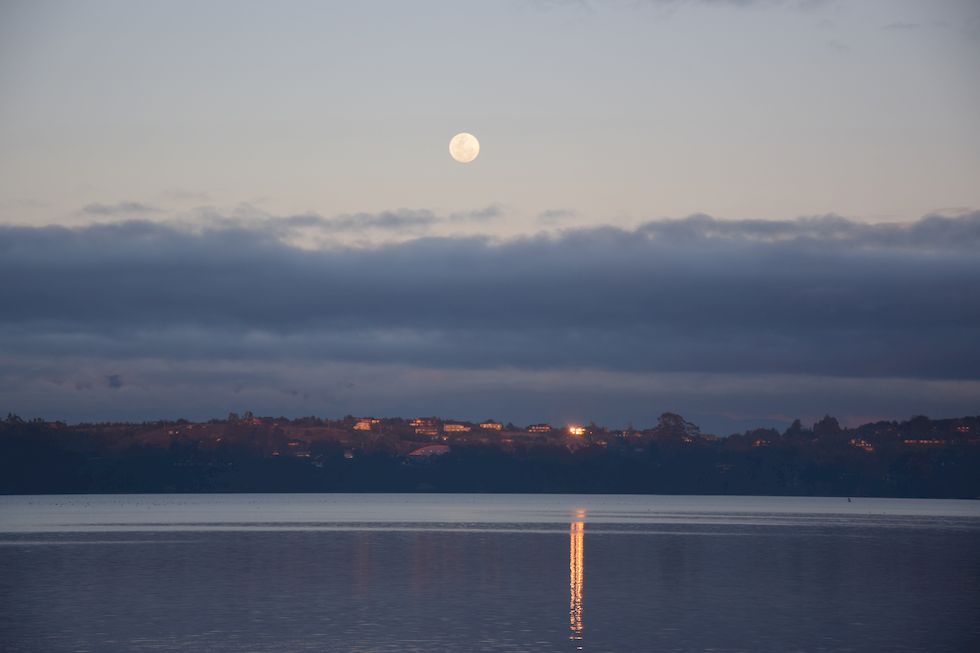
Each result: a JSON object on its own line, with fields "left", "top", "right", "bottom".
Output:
{"left": 1, "top": 495, "right": 978, "bottom": 652}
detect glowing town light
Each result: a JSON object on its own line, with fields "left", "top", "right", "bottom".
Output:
{"left": 568, "top": 425, "right": 586, "bottom": 436}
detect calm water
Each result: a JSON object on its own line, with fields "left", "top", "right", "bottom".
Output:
{"left": 1, "top": 494, "right": 978, "bottom": 652}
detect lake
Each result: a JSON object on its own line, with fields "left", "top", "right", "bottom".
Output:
{"left": 1, "top": 494, "right": 978, "bottom": 652}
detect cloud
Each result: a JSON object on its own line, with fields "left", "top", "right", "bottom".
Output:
{"left": 2, "top": 356, "right": 976, "bottom": 434}
{"left": 197, "top": 208, "right": 436, "bottom": 234}
{"left": 3, "top": 210, "right": 978, "bottom": 430}
{"left": 537, "top": 209, "right": 577, "bottom": 223}
{"left": 81, "top": 202, "right": 161, "bottom": 216}
{"left": 449, "top": 204, "right": 508, "bottom": 222}
{"left": 1, "top": 212, "right": 978, "bottom": 386}
{"left": 308, "top": 209, "right": 440, "bottom": 232}
{"left": 634, "top": 212, "right": 980, "bottom": 249}
{"left": 163, "top": 190, "right": 211, "bottom": 202}
{"left": 187, "top": 205, "right": 506, "bottom": 242}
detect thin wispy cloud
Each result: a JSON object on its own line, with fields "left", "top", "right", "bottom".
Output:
{"left": 537, "top": 209, "right": 577, "bottom": 224}
{"left": 81, "top": 202, "right": 161, "bottom": 216}
{"left": 189, "top": 205, "right": 507, "bottom": 241}
{"left": 449, "top": 204, "right": 508, "bottom": 222}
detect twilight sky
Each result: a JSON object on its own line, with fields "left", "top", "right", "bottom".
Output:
{"left": 1, "top": 0, "right": 978, "bottom": 433}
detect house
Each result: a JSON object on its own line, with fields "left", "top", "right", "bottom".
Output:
{"left": 480, "top": 420, "right": 503, "bottom": 431}
{"left": 527, "top": 423, "right": 552, "bottom": 433}
{"left": 849, "top": 438, "right": 874, "bottom": 453}
{"left": 443, "top": 423, "right": 471, "bottom": 433}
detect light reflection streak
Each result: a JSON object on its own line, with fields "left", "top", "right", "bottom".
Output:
{"left": 569, "top": 509, "right": 585, "bottom": 648}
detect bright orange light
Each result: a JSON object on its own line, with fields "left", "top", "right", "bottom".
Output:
{"left": 569, "top": 517, "right": 585, "bottom": 646}
{"left": 568, "top": 425, "right": 586, "bottom": 436}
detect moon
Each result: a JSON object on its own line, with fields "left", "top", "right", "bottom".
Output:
{"left": 449, "top": 132, "right": 480, "bottom": 163}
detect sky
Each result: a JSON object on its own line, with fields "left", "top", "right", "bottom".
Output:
{"left": 1, "top": 0, "right": 978, "bottom": 433}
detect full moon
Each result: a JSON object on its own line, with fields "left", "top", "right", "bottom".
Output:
{"left": 449, "top": 132, "right": 480, "bottom": 163}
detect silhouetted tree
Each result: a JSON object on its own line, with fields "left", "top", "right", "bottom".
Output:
{"left": 784, "top": 419, "right": 806, "bottom": 438}
{"left": 813, "top": 415, "right": 842, "bottom": 438}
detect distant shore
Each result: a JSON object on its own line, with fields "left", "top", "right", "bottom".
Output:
{"left": 2, "top": 413, "right": 978, "bottom": 498}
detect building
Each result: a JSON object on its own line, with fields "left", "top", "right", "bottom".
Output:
{"left": 410, "top": 417, "right": 435, "bottom": 428}
{"left": 354, "top": 418, "right": 380, "bottom": 431}
{"left": 443, "top": 423, "right": 471, "bottom": 433}
{"left": 527, "top": 423, "right": 552, "bottom": 433}
{"left": 849, "top": 438, "right": 874, "bottom": 453}
{"left": 567, "top": 425, "right": 586, "bottom": 437}
{"left": 415, "top": 426, "right": 440, "bottom": 437}
{"left": 480, "top": 420, "right": 503, "bottom": 431}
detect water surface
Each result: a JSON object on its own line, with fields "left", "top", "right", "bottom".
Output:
{"left": 1, "top": 494, "right": 978, "bottom": 652}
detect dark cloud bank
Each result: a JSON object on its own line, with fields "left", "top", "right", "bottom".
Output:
{"left": 1, "top": 212, "right": 978, "bottom": 430}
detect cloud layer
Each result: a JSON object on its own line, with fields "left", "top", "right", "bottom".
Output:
{"left": 2, "top": 211, "right": 977, "bottom": 428}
